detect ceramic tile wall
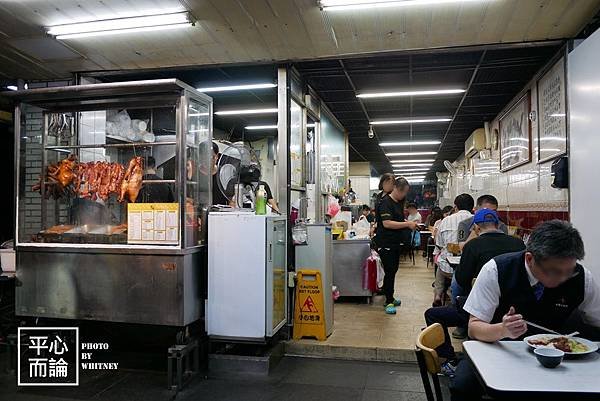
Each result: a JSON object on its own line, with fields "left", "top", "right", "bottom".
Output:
{"left": 446, "top": 63, "right": 569, "bottom": 231}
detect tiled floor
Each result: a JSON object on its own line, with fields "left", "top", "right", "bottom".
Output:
{"left": 0, "top": 356, "right": 446, "bottom": 401}
{"left": 287, "top": 255, "right": 464, "bottom": 361}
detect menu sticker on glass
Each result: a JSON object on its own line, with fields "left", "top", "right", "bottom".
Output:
{"left": 127, "top": 203, "right": 179, "bottom": 245}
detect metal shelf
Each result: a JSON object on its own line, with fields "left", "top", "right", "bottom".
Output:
{"left": 45, "top": 141, "right": 176, "bottom": 150}
{"left": 43, "top": 179, "right": 176, "bottom": 185}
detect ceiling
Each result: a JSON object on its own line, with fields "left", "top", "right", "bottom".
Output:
{"left": 96, "top": 65, "right": 279, "bottom": 141}
{"left": 1, "top": 0, "right": 599, "bottom": 80}
{"left": 294, "top": 42, "right": 562, "bottom": 175}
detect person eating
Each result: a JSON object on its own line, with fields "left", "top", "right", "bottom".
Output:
{"left": 450, "top": 220, "right": 600, "bottom": 401}
{"left": 433, "top": 194, "right": 474, "bottom": 306}
{"left": 424, "top": 209, "right": 526, "bottom": 376}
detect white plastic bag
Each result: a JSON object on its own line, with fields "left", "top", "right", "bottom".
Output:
{"left": 353, "top": 215, "right": 371, "bottom": 237}
{"left": 374, "top": 250, "right": 384, "bottom": 288}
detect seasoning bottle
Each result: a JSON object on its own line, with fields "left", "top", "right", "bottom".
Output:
{"left": 255, "top": 185, "right": 267, "bottom": 215}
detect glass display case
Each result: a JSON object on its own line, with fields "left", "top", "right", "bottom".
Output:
{"left": 8, "top": 79, "right": 213, "bottom": 326}
{"left": 16, "top": 84, "right": 211, "bottom": 249}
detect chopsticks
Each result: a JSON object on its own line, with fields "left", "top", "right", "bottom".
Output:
{"left": 525, "top": 320, "right": 579, "bottom": 337}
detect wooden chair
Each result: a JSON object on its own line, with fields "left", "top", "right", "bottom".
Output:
{"left": 416, "top": 323, "right": 446, "bottom": 401}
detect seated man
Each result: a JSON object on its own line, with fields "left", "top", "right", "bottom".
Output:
{"left": 450, "top": 220, "right": 600, "bottom": 401}
{"left": 406, "top": 202, "right": 422, "bottom": 223}
{"left": 455, "top": 209, "right": 525, "bottom": 293}
{"left": 424, "top": 209, "right": 525, "bottom": 376}
{"left": 433, "top": 193, "right": 474, "bottom": 306}
{"left": 458, "top": 194, "right": 507, "bottom": 250}
{"left": 451, "top": 195, "right": 508, "bottom": 334}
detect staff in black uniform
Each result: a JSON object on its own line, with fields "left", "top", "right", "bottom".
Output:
{"left": 374, "top": 173, "right": 395, "bottom": 210}
{"left": 372, "top": 173, "right": 395, "bottom": 247}
{"left": 138, "top": 156, "right": 175, "bottom": 203}
{"left": 375, "top": 177, "right": 418, "bottom": 315}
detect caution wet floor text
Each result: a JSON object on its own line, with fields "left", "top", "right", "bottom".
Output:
{"left": 293, "top": 270, "right": 327, "bottom": 341}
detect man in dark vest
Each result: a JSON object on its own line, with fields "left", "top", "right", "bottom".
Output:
{"left": 450, "top": 220, "right": 600, "bottom": 401}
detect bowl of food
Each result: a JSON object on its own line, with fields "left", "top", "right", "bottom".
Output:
{"left": 534, "top": 347, "right": 564, "bottom": 368}
{"left": 524, "top": 334, "right": 598, "bottom": 355}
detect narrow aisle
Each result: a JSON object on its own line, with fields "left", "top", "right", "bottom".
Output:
{"left": 288, "top": 255, "right": 464, "bottom": 361}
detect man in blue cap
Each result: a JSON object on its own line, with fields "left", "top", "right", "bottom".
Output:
{"left": 454, "top": 209, "right": 525, "bottom": 294}
{"left": 424, "top": 208, "right": 525, "bottom": 377}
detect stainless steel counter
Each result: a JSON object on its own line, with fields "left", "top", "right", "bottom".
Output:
{"left": 332, "top": 239, "right": 372, "bottom": 298}
{"left": 16, "top": 247, "right": 204, "bottom": 326}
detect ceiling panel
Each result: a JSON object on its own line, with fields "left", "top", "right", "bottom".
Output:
{"left": 295, "top": 42, "right": 564, "bottom": 178}
{"left": 0, "top": 0, "right": 599, "bottom": 79}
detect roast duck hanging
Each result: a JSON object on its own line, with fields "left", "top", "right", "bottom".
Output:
{"left": 33, "top": 154, "right": 144, "bottom": 203}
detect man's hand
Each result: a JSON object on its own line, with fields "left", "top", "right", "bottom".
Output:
{"left": 501, "top": 306, "right": 528, "bottom": 339}
{"left": 406, "top": 221, "right": 419, "bottom": 231}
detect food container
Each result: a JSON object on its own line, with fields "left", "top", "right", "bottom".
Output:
{"left": 534, "top": 347, "right": 564, "bottom": 368}
{"left": 0, "top": 248, "right": 15, "bottom": 272}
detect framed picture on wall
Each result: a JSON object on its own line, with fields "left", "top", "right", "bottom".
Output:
{"left": 499, "top": 92, "right": 531, "bottom": 172}
{"left": 537, "top": 57, "right": 567, "bottom": 163}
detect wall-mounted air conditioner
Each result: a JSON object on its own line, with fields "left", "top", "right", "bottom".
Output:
{"left": 465, "top": 128, "right": 486, "bottom": 157}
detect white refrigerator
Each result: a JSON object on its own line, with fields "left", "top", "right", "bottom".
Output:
{"left": 207, "top": 212, "right": 287, "bottom": 340}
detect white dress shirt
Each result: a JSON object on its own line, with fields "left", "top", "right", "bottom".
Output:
{"left": 434, "top": 210, "right": 473, "bottom": 273}
{"left": 407, "top": 212, "right": 422, "bottom": 223}
{"left": 464, "top": 258, "right": 600, "bottom": 327}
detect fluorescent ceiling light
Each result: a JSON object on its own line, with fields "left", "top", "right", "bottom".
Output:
{"left": 380, "top": 141, "right": 441, "bottom": 146}
{"left": 357, "top": 89, "right": 465, "bottom": 98}
{"left": 320, "top": 0, "right": 486, "bottom": 11}
{"left": 197, "top": 83, "right": 276, "bottom": 93}
{"left": 47, "top": 12, "right": 192, "bottom": 39}
{"left": 393, "top": 168, "right": 430, "bottom": 172}
{"left": 307, "top": 123, "right": 316, "bottom": 128}
{"left": 7, "top": 86, "right": 17, "bottom": 91}
{"left": 215, "top": 108, "right": 277, "bottom": 116}
{"left": 394, "top": 172, "right": 428, "bottom": 176}
{"left": 245, "top": 125, "right": 278, "bottom": 130}
{"left": 391, "top": 163, "right": 433, "bottom": 168}
{"left": 390, "top": 159, "right": 435, "bottom": 163}
{"left": 385, "top": 151, "right": 437, "bottom": 156}
{"left": 371, "top": 118, "right": 451, "bottom": 125}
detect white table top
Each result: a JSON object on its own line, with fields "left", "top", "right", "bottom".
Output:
{"left": 447, "top": 255, "right": 461, "bottom": 265}
{"left": 463, "top": 340, "right": 600, "bottom": 393}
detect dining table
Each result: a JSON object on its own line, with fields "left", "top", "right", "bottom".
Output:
{"left": 463, "top": 340, "right": 600, "bottom": 398}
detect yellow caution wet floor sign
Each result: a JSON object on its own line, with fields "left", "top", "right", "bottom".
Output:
{"left": 293, "top": 270, "right": 327, "bottom": 341}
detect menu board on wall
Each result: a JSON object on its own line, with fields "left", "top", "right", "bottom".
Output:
{"left": 537, "top": 57, "right": 567, "bottom": 163}
{"left": 127, "top": 203, "right": 179, "bottom": 245}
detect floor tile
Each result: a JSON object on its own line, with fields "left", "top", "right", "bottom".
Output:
{"left": 181, "top": 379, "right": 270, "bottom": 401}
{"left": 365, "top": 363, "right": 426, "bottom": 393}
{"left": 282, "top": 358, "right": 371, "bottom": 389}
{"left": 267, "top": 383, "right": 363, "bottom": 401}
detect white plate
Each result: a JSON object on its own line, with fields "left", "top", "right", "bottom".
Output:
{"left": 524, "top": 334, "right": 599, "bottom": 355}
